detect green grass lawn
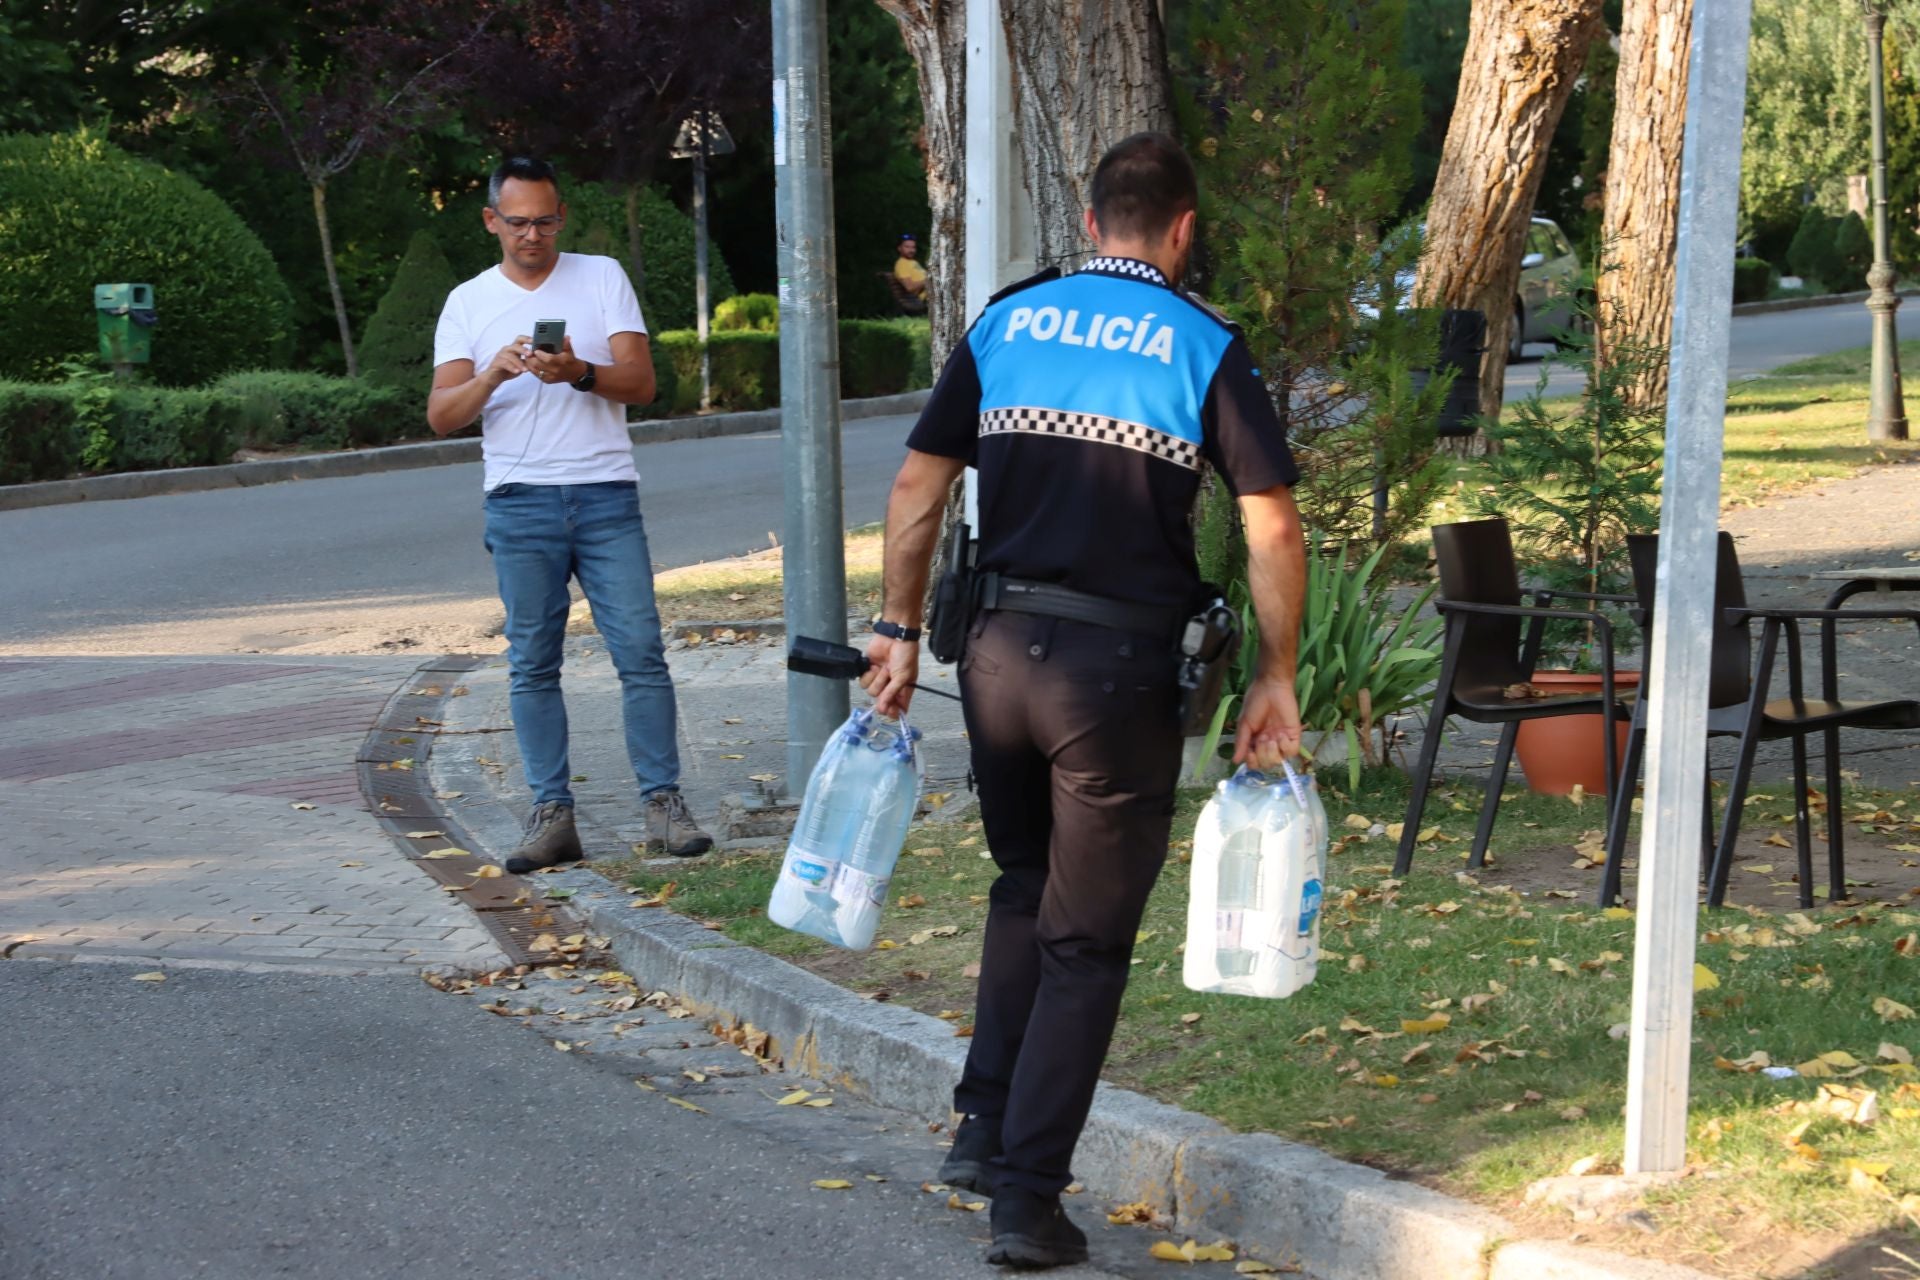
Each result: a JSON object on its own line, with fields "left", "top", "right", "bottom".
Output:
{"left": 601, "top": 766, "right": 1920, "bottom": 1276}
{"left": 1426, "top": 341, "right": 1920, "bottom": 532}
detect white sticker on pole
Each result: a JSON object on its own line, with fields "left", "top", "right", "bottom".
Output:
{"left": 773, "top": 77, "right": 787, "bottom": 167}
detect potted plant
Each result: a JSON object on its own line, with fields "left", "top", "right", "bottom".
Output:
{"left": 1193, "top": 535, "right": 1444, "bottom": 790}
{"left": 1469, "top": 277, "right": 1665, "bottom": 795}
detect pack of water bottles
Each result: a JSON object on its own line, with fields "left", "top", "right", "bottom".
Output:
{"left": 1183, "top": 760, "right": 1329, "bottom": 999}
{"left": 767, "top": 708, "right": 924, "bottom": 951}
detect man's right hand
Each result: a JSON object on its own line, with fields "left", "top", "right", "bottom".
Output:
{"left": 486, "top": 338, "right": 532, "bottom": 385}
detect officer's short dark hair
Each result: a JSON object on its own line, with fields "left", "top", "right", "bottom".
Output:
{"left": 1090, "top": 132, "right": 1197, "bottom": 241}
{"left": 490, "top": 156, "right": 561, "bottom": 207}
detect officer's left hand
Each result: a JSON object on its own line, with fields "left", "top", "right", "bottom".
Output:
{"left": 860, "top": 633, "right": 918, "bottom": 718}
{"left": 1234, "top": 673, "right": 1302, "bottom": 771}
{"left": 526, "top": 336, "right": 584, "bottom": 385}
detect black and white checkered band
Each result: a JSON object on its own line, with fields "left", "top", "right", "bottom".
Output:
{"left": 979, "top": 406, "right": 1201, "bottom": 472}
{"left": 1078, "top": 256, "right": 1169, "bottom": 286}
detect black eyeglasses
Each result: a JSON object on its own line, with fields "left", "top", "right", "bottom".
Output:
{"left": 491, "top": 209, "right": 565, "bottom": 238}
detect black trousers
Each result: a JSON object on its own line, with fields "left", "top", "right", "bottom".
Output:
{"left": 952, "top": 609, "right": 1183, "bottom": 1196}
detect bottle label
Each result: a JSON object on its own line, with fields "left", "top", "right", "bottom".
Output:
{"left": 1215, "top": 909, "right": 1244, "bottom": 950}
{"left": 829, "top": 862, "right": 890, "bottom": 908}
{"left": 787, "top": 856, "right": 838, "bottom": 887}
{"left": 1296, "top": 878, "right": 1324, "bottom": 936}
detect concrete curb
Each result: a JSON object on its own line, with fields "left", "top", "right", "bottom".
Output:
{"left": 0, "top": 389, "right": 931, "bottom": 512}
{"left": 577, "top": 892, "right": 1721, "bottom": 1280}
{"left": 1729, "top": 284, "right": 1919, "bottom": 317}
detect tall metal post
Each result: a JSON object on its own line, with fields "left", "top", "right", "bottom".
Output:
{"left": 774, "top": 0, "right": 849, "bottom": 789}
{"left": 694, "top": 126, "right": 712, "bottom": 412}
{"left": 1624, "top": 0, "right": 1753, "bottom": 1175}
{"left": 1863, "top": 3, "right": 1909, "bottom": 442}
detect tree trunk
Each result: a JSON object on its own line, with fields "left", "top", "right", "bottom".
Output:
{"left": 1001, "top": 0, "right": 1173, "bottom": 272}
{"left": 624, "top": 181, "right": 650, "bottom": 302}
{"left": 1416, "top": 0, "right": 1604, "bottom": 421}
{"left": 311, "top": 181, "right": 358, "bottom": 378}
{"left": 877, "top": 0, "right": 968, "bottom": 367}
{"left": 1598, "top": 0, "right": 1691, "bottom": 407}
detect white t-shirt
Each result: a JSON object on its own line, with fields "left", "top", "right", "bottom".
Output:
{"left": 434, "top": 253, "right": 647, "bottom": 490}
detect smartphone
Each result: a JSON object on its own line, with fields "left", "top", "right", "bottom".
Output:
{"left": 532, "top": 319, "right": 567, "bottom": 354}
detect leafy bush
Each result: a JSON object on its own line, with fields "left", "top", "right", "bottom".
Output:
{"left": 709, "top": 332, "right": 781, "bottom": 410}
{"left": 213, "top": 371, "right": 412, "bottom": 450}
{"left": 0, "top": 130, "right": 293, "bottom": 385}
{"left": 0, "top": 376, "right": 244, "bottom": 481}
{"left": 1832, "top": 211, "right": 1873, "bottom": 287}
{"left": 714, "top": 293, "right": 779, "bottom": 332}
{"left": 838, "top": 319, "right": 917, "bottom": 398}
{"left": 1732, "top": 257, "right": 1773, "bottom": 304}
{"left": 361, "top": 231, "right": 457, "bottom": 394}
{"left": 557, "top": 182, "right": 736, "bottom": 332}
{"left": 631, "top": 340, "right": 681, "bottom": 421}
{"left": 1786, "top": 206, "right": 1839, "bottom": 286}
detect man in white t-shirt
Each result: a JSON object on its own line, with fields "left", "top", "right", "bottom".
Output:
{"left": 428, "top": 156, "right": 711, "bottom": 871}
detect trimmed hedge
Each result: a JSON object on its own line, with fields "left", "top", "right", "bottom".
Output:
{"left": 838, "top": 319, "right": 916, "bottom": 399}
{"left": 650, "top": 319, "right": 930, "bottom": 414}
{"left": 1732, "top": 258, "right": 1773, "bottom": 305}
{"left": 559, "top": 183, "right": 736, "bottom": 332}
{"left": 0, "top": 130, "right": 293, "bottom": 385}
{"left": 215, "top": 371, "right": 412, "bottom": 450}
{"left": 0, "top": 377, "right": 242, "bottom": 482}
{"left": 0, "top": 371, "right": 415, "bottom": 484}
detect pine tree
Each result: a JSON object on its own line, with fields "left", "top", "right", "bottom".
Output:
{"left": 1180, "top": 0, "right": 1448, "bottom": 553}
{"left": 361, "top": 229, "right": 457, "bottom": 394}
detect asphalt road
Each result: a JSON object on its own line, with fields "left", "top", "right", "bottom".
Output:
{"left": 0, "top": 962, "right": 1152, "bottom": 1280}
{"left": 0, "top": 300, "right": 1877, "bottom": 655}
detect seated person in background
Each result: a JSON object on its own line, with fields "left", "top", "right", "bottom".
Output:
{"left": 893, "top": 233, "right": 929, "bottom": 299}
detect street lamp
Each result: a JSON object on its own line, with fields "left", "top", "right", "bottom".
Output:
{"left": 1862, "top": 0, "right": 1908, "bottom": 441}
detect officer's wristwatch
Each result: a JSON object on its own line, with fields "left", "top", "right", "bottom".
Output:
{"left": 570, "top": 362, "right": 597, "bottom": 393}
{"left": 873, "top": 619, "right": 921, "bottom": 642}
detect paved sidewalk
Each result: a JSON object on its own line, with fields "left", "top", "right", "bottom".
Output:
{"left": 431, "top": 637, "right": 972, "bottom": 854}
{"left": 0, "top": 656, "right": 506, "bottom": 972}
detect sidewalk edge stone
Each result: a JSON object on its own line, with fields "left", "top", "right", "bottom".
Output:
{"left": 1729, "top": 284, "right": 1919, "bottom": 317}
{"left": 0, "top": 390, "right": 930, "bottom": 512}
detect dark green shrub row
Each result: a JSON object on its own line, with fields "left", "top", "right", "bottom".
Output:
{"left": 1732, "top": 258, "right": 1773, "bottom": 305}
{"left": 646, "top": 319, "right": 931, "bottom": 415}
{"left": 1786, "top": 207, "right": 1873, "bottom": 291}
{"left": 0, "top": 371, "right": 416, "bottom": 484}
{"left": 214, "top": 371, "right": 413, "bottom": 450}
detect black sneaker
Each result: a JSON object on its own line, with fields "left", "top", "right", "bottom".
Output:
{"left": 938, "top": 1115, "right": 1001, "bottom": 1194}
{"left": 986, "top": 1188, "right": 1089, "bottom": 1270}
{"left": 504, "top": 801, "right": 584, "bottom": 875}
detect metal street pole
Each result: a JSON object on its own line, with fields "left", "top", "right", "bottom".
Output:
{"left": 694, "top": 124, "right": 712, "bottom": 412}
{"left": 1624, "top": 0, "right": 1753, "bottom": 1175}
{"left": 1863, "top": 2, "right": 1909, "bottom": 442}
{"left": 773, "top": 0, "right": 850, "bottom": 790}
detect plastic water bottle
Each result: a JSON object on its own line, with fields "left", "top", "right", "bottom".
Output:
{"left": 768, "top": 709, "right": 924, "bottom": 950}
{"left": 1184, "top": 760, "right": 1326, "bottom": 999}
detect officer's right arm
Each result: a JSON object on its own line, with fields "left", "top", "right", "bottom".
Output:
{"left": 1235, "top": 484, "right": 1307, "bottom": 767}
{"left": 862, "top": 448, "right": 967, "bottom": 717}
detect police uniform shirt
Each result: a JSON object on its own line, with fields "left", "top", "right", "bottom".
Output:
{"left": 907, "top": 256, "right": 1300, "bottom": 610}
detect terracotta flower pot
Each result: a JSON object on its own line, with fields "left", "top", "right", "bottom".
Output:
{"left": 1512, "top": 670, "right": 1642, "bottom": 796}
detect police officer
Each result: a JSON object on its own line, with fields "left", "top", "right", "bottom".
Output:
{"left": 861, "top": 132, "right": 1307, "bottom": 1269}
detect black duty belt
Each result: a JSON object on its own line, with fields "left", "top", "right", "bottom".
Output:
{"left": 975, "top": 572, "right": 1184, "bottom": 643}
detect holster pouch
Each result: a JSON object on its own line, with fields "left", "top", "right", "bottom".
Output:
{"left": 927, "top": 517, "right": 975, "bottom": 666}
{"left": 1175, "top": 588, "right": 1240, "bottom": 737}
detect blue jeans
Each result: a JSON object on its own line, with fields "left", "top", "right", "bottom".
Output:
{"left": 483, "top": 481, "right": 681, "bottom": 806}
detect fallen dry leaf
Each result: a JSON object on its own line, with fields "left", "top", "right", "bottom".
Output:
{"left": 469, "top": 864, "right": 505, "bottom": 879}
{"left": 1694, "top": 963, "right": 1721, "bottom": 992}
{"left": 290, "top": 802, "right": 317, "bottom": 811}
{"left": 667, "top": 1097, "right": 708, "bottom": 1114}
{"left": 1108, "top": 1201, "right": 1155, "bottom": 1225}
{"left": 423, "top": 847, "right": 471, "bottom": 859}
{"left": 404, "top": 830, "right": 446, "bottom": 839}
{"left": 131, "top": 971, "right": 166, "bottom": 982}
{"left": 947, "top": 1193, "right": 987, "bottom": 1212}
{"left": 1875, "top": 996, "right": 1915, "bottom": 1022}
{"left": 777, "top": 1089, "right": 812, "bottom": 1106}
{"left": 812, "top": 1179, "right": 853, "bottom": 1190}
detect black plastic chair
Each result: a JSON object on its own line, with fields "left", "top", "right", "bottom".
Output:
{"left": 1598, "top": 532, "right": 1920, "bottom": 908}
{"left": 1394, "top": 519, "right": 1636, "bottom": 876}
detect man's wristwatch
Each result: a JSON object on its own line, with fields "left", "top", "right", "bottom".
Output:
{"left": 873, "top": 619, "right": 921, "bottom": 642}
{"left": 570, "top": 362, "right": 597, "bottom": 393}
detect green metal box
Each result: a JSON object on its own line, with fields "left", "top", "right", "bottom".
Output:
{"left": 94, "top": 282, "right": 156, "bottom": 365}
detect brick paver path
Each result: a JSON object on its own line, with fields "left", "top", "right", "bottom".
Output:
{"left": 0, "top": 657, "right": 507, "bottom": 973}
